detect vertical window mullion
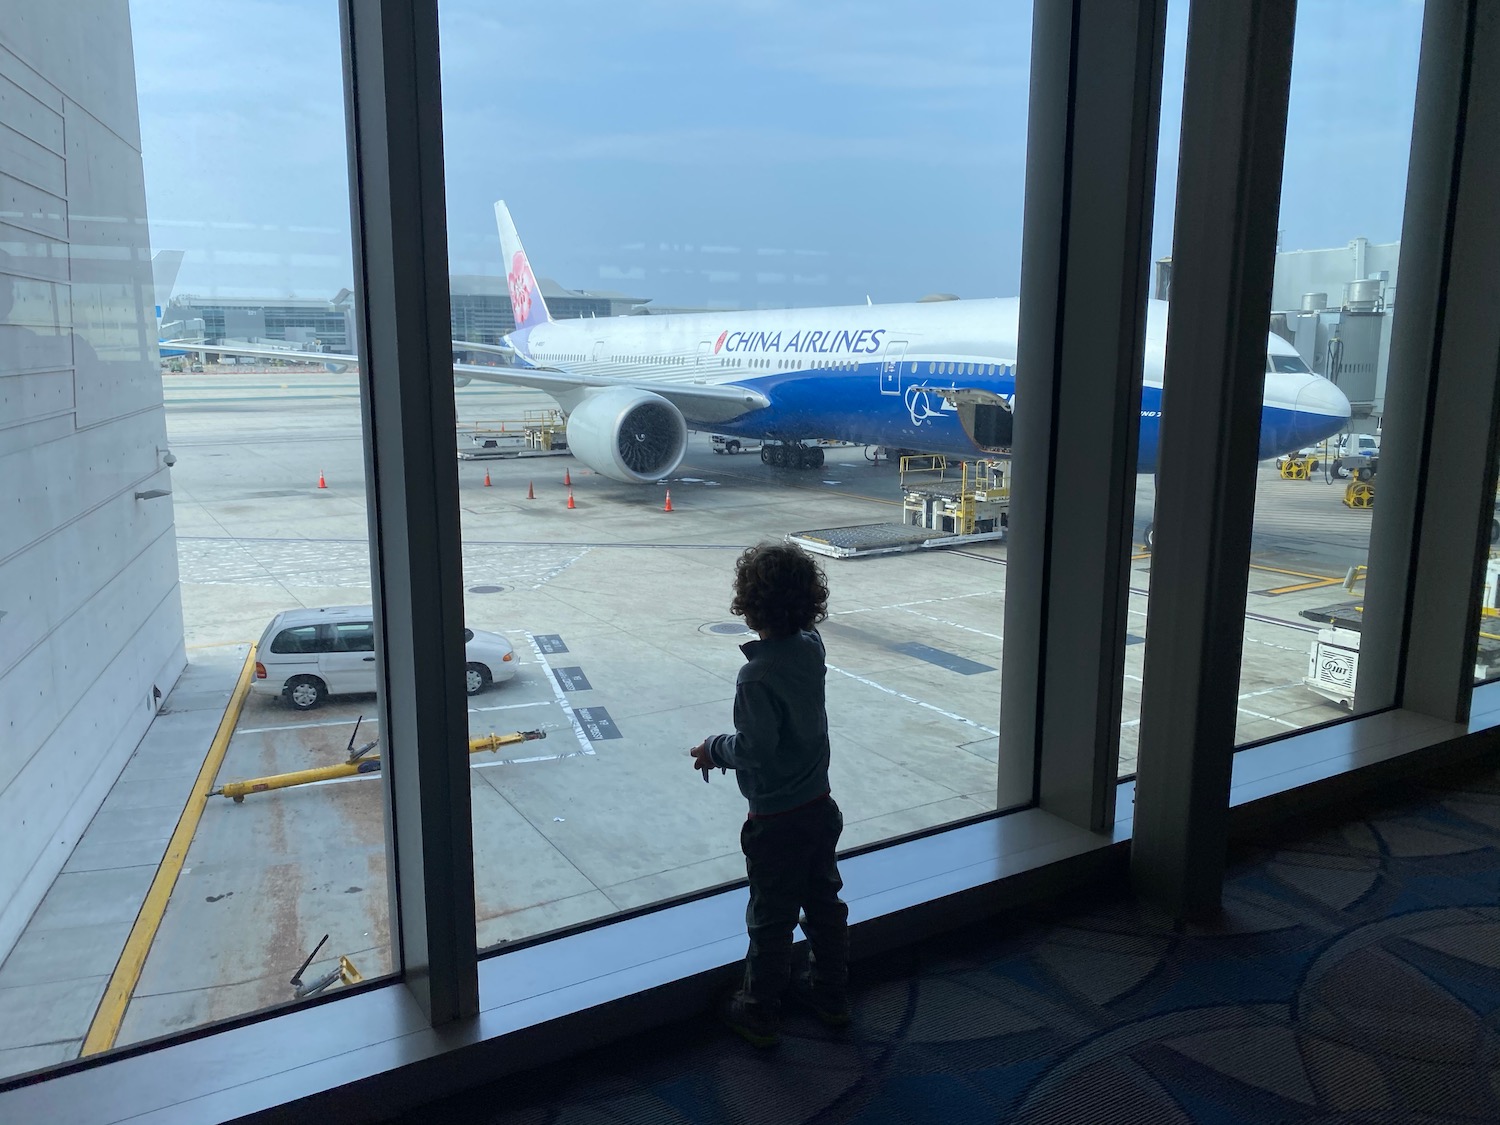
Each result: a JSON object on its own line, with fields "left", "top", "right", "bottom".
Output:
{"left": 1361, "top": 0, "right": 1500, "bottom": 723}
{"left": 1001, "top": 0, "right": 1167, "bottom": 827}
{"left": 340, "top": 0, "right": 478, "bottom": 1023}
{"left": 1130, "top": 0, "right": 1297, "bottom": 920}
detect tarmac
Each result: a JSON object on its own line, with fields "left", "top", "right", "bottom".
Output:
{"left": 0, "top": 368, "right": 1387, "bottom": 1077}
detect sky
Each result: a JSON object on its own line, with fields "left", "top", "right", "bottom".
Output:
{"left": 129, "top": 0, "right": 1425, "bottom": 308}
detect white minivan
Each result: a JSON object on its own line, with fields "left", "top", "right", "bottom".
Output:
{"left": 252, "top": 606, "right": 517, "bottom": 710}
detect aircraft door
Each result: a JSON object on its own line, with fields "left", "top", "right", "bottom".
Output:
{"left": 592, "top": 340, "right": 606, "bottom": 368}
{"left": 879, "top": 339, "right": 909, "bottom": 395}
{"left": 697, "top": 339, "right": 716, "bottom": 372}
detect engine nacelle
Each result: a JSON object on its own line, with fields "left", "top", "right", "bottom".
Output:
{"left": 565, "top": 387, "right": 688, "bottom": 483}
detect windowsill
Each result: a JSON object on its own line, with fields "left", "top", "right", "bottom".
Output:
{"left": 4, "top": 702, "right": 1495, "bottom": 1125}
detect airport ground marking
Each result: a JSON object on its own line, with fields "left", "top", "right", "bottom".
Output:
{"left": 1236, "top": 705, "right": 1302, "bottom": 729}
{"left": 527, "top": 633, "right": 596, "bottom": 756}
{"left": 891, "top": 606, "right": 1004, "bottom": 644}
{"left": 826, "top": 663, "right": 999, "bottom": 737}
{"left": 234, "top": 699, "right": 551, "bottom": 736}
{"left": 1262, "top": 576, "right": 1345, "bottom": 596}
{"left": 81, "top": 646, "right": 257, "bottom": 1056}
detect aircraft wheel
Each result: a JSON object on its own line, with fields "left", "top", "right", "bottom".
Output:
{"left": 1143, "top": 524, "right": 1155, "bottom": 552}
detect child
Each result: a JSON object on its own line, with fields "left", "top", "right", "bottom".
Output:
{"left": 689, "top": 541, "right": 850, "bottom": 1047}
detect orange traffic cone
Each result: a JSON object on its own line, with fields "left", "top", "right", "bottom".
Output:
{"left": 526, "top": 480, "right": 535, "bottom": 500}
{"left": 483, "top": 469, "right": 492, "bottom": 487}
{"left": 564, "top": 468, "right": 573, "bottom": 487}
{"left": 663, "top": 489, "right": 673, "bottom": 512}
{"left": 566, "top": 489, "right": 576, "bottom": 509}
{"left": 318, "top": 470, "right": 327, "bottom": 489}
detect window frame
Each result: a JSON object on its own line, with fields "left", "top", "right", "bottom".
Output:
{"left": 7, "top": 0, "right": 1500, "bottom": 1119}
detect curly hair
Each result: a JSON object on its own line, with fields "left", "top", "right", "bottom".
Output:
{"left": 729, "top": 542, "right": 830, "bottom": 637}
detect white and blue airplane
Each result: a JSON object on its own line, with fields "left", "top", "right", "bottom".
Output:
{"left": 473, "top": 202, "right": 1350, "bottom": 481}
{"left": 167, "top": 202, "right": 1352, "bottom": 485}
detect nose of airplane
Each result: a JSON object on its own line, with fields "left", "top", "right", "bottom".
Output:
{"left": 1292, "top": 375, "right": 1351, "bottom": 446}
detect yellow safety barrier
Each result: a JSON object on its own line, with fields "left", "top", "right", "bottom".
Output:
{"left": 1343, "top": 480, "right": 1375, "bottom": 509}
{"left": 1278, "top": 455, "right": 1314, "bottom": 480}
{"left": 212, "top": 729, "right": 547, "bottom": 802}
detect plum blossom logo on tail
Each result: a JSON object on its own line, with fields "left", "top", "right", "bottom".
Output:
{"left": 508, "top": 250, "right": 539, "bottom": 327}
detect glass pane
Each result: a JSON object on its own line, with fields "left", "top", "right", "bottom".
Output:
{"left": 0, "top": 3, "right": 392, "bottom": 1081}
{"left": 437, "top": 1, "right": 1030, "bottom": 951}
{"left": 1122, "top": 0, "right": 1424, "bottom": 772}
{"left": 1478, "top": 469, "right": 1500, "bottom": 684}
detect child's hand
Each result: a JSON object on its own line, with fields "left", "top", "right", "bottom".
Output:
{"left": 689, "top": 741, "right": 716, "bottom": 782}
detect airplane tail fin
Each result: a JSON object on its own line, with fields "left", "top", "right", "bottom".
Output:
{"left": 494, "top": 201, "right": 552, "bottom": 331}
{"left": 151, "top": 249, "right": 185, "bottom": 318}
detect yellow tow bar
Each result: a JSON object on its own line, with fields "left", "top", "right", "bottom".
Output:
{"left": 211, "top": 728, "right": 546, "bottom": 802}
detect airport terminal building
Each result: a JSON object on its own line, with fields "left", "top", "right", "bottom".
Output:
{"left": 164, "top": 277, "right": 650, "bottom": 354}
{"left": 5, "top": 3, "right": 1500, "bottom": 1125}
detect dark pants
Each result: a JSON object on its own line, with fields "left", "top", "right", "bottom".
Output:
{"left": 740, "top": 795, "right": 848, "bottom": 1013}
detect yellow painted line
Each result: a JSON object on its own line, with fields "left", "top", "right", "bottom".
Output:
{"left": 1263, "top": 576, "right": 1345, "bottom": 596}
{"left": 81, "top": 646, "right": 257, "bottom": 1056}
{"left": 1248, "top": 562, "right": 1329, "bottom": 581}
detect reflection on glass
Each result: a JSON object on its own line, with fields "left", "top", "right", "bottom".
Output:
{"left": 1477, "top": 457, "right": 1500, "bottom": 684}
{"left": 0, "top": 2, "right": 391, "bottom": 1081}
{"left": 437, "top": 1, "right": 1028, "bottom": 950}
{"left": 1121, "top": 1, "right": 1425, "bottom": 773}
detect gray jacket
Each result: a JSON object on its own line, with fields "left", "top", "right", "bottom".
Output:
{"left": 706, "top": 629, "right": 831, "bottom": 816}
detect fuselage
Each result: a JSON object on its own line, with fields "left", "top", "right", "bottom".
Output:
{"left": 507, "top": 297, "right": 1351, "bottom": 472}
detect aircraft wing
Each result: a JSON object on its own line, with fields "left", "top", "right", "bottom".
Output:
{"left": 162, "top": 340, "right": 771, "bottom": 424}
{"left": 455, "top": 362, "right": 771, "bottom": 425}
{"left": 161, "top": 339, "right": 362, "bottom": 365}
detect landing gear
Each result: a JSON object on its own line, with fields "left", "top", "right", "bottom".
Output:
{"left": 760, "top": 441, "right": 825, "bottom": 469}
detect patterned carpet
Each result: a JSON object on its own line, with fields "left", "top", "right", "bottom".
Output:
{"left": 400, "top": 762, "right": 1500, "bottom": 1124}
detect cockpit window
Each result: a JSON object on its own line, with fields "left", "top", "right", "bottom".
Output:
{"left": 1269, "top": 353, "right": 1312, "bottom": 374}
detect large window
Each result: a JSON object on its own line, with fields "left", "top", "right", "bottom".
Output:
{"left": 1121, "top": 0, "right": 1425, "bottom": 774}
{"left": 0, "top": 1, "right": 391, "bottom": 1082}
{"left": 436, "top": 0, "right": 1032, "bottom": 950}
{"left": 4, "top": 1, "right": 1500, "bottom": 1116}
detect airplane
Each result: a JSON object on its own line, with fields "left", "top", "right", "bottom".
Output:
{"left": 475, "top": 202, "right": 1351, "bottom": 480}
{"left": 166, "top": 203, "right": 1352, "bottom": 498}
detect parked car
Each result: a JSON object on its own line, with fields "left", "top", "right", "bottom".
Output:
{"left": 252, "top": 606, "right": 517, "bottom": 710}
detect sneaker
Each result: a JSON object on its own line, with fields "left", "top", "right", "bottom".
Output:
{"left": 789, "top": 973, "right": 851, "bottom": 1029}
{"left": 721, "top": 993, "right": 780, "bottom": 1048}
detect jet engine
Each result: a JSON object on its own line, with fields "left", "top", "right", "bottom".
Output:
{"left": 565, "top": 387, "right": 688, "bottom": 483}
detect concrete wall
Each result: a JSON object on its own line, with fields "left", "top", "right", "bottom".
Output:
{"left": 0, "top": 1, "right": 185, "bottom": 958}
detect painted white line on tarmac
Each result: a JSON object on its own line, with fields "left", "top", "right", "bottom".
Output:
{"left": 237, "top": 717, "right": 364, "bottom": 735}
{"left": 238, "top": 698, "right": 552, "bottom": 736}
{"left": 471, "top": 747, "right": 595, "bottom": 768}
{"left": 527, "top": 633, "right": 596, "bottom": 756}
{"left": 826, "top": 663, "right": 999, "bottom": 737}
{"left": 891, "top": 606, "right": 1003, "bottom": 643}
{"left": 1236, "top": 705, "right": 1301, "bottom": 729}
{"left": 469, "top": 699, "right": 554, "bottom": 714}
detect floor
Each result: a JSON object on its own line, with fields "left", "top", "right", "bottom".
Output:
{"left": 388, "top": 757, "right": 1500, "bottom": 1125}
